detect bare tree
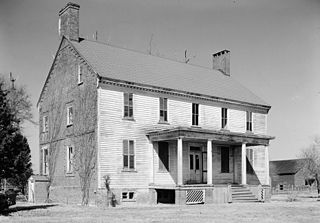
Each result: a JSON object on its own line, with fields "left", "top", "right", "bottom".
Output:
{"left": 0, "top": 74, "right": 35, "bottom": 125}
{"left": 73, "top": 83, "right": 97, "bottom": 205}
{"left": 299, "top": 136, "right": 320, "bottom": 195}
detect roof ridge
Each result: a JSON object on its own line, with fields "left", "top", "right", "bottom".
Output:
{"left": 81, "top": 38, "right": 222, "bottom": 73}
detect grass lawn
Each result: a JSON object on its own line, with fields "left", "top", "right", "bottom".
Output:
{"left": 1, "top": 197, "right": 320, "bottom": 223}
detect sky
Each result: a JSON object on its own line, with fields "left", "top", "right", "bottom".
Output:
{"left": 0, "top": 0, "right": 319, "bottom": 173}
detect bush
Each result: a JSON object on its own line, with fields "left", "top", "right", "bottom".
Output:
{"left": 287, "top": 191, "right": 298, "bottom": 202}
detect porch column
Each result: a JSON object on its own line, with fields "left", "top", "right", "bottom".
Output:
{"left": 241, "top": 143, "right": 247, "bottom": 185}
{"left": 177, "top": 138, "right": 183, "bottom": 185}
{"left": 207, "top": 140, "right": 213, "bottom": 185}
{"left": 265, "top": 146, "right": 270, "bottom": 185}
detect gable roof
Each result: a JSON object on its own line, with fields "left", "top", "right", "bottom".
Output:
{"left": 269, "top": 159, "right": 307, "bottom": 175}
{"left": 70, "top": 39, "right": 270, "bottom": 108}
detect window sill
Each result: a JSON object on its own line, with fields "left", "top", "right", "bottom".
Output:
{"left": 220, "top": 128, "right": 230, "bottom": 132}
{"left": 191, "top": 125, "right": 201, "bottom": 128}
{"left": 78, "top": 81, "right": 83, "bottom": 86}
{"left": 158, "top": 121, "right": 170, "bottom": 125}
{"left": 157, "top": 170, "right": 170, "bottom": 173}
{"left": 65, "top": 173, "right": 75, "bottom": 177}
{"left": 122, "top": 117, "right": 135, "bottom": 121}
{"left": 122, "top": 199, "right": 136, "bottom": 202}
{"left": 122, "top": 169, "right": 137, "bottom": 173}
{"left": 245, "top": 130, "right": 254, "bottom": 134}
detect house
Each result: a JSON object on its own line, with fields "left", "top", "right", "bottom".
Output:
{"left": 269, "top": 159, "right": 310, "bottom": 191}
{"left": 37, "top": 2, "right": 274, "bottom": 204}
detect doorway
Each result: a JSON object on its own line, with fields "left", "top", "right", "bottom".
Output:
{"left": 189, "top": 146, "right": 202, "bottom": 183}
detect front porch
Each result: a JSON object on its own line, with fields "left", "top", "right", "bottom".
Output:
{"left": 147, "top": 127, "right": 274, "bottom": 204}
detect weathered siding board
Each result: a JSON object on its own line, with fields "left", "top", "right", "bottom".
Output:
{"left": 253, "top": 113, "right": 267, "bottom": 135}
{"left": 228, "top": 109, "right": 246, "bottom": 133}
{"left": 200, "top": 105, "right": 220, "bottom": 130}
{"left": 169, "top": 100, "right": 191, "bottom": 127}
{"left": 250, "top": 146, "right": 267, "bottom": 184}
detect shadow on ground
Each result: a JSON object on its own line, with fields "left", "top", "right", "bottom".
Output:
{"left": 0, "top": 203, "right": 57, "bottom": 216}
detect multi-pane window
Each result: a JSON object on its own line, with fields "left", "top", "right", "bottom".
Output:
{"left": 159, "top": 98, "right": 168, "bottom": 122}
{"left": 122, "top": 191, "right": 135, "bottom": 201}
{"left": 158, "top": 142, "right": 169, "bottom": 171}
{"left": 221, "top": 108, "right": 228, "bottom": 129}
{"left": 42, "top": 115, "right": 48, "bottom": 133}
{"left": 246, "top": 111, "right": 252, "bottom": 132}
{"left": 123, "top": 140, "right": 135, "bottom": 170}
{"left": 67, "top": 106, "right": 73, "bottom": 126}
{"left": 78, "top": 64, "right": 83, "bottom": 84}
{"left": 67, "top": 146, "right": 74, "bottom": 173}
{"left": 124, "top": 93, "right": 133, "bottom": 118}
{"left": 221, "top": 147, "right": 229, "bottom": 173}
{"left": 43, "top": 147, "right": 49, "bottom": 175}
{"left": 192, "top": 103, "right": 199, "bottom": 126}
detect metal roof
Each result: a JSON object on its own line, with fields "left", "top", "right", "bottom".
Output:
{"left": 71, "top": 39, "right": 270, "bottom": 108}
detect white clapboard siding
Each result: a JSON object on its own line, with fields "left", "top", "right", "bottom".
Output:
{"left": 250, "top": 145, "right": 267, "bottom": 184}
{"left": 98, "top": 88, "right": 269, "bottom": 188}
{"left": 253, "top": 113, "right": 267, "bottom": 135}
{"left": 200, "top": 105, "right": 221, "bottom": 130}
{"left": 228, "top": 109, "right": 246, "bottom": 133}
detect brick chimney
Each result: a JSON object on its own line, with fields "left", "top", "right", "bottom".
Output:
{"left": 212, "top": 50, "right": 230, "bottom": 76}
{"left": 59, "top": 2, "right": 80, "bottom": 42}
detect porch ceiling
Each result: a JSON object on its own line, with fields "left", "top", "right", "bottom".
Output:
{"left": 146, "top": 127, "right": 274, "bottom": 146}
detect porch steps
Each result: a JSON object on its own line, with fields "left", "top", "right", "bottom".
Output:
{"left": 231, "top": 185, "right": 259, "bottom": 203}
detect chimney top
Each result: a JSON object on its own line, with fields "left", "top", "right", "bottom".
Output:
{"left": 59, "top": 2, "right": 80, "bottom": 16}
{"left": 212, "top": 50, "right": 230, "bottom": 76}
{"left": 58, "top": 2, "right": 80, "bottom": 42}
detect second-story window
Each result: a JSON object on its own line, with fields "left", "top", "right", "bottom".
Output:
{"left": 67, "top": 106, "right": 73, "bottom": 126}
{"left": 221, "top": 108, "right": 228, "bottom": 129}
{"left": 192, "top": 103, "right": 199, "bottom": 126}
{"left": 159, "top": 97, "right": 168, "bottom": 122}
{"left": 246, "top": 111, "right": 252, "bottom": 132}
{"left": 42, "top": 115, "right": 48, "bottom": 133}
{"left": 124, "top": 93, "right": 133, "bottom": 118}
{"left": 78, "top": 64, "right": 83, "bottom": 84}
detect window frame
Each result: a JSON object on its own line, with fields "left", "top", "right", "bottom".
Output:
{"left": 122, "top": 191, "right": 136, "bottom": 201}
{"left": 67, "top": 105, "right": 73, "bottom": 126}
{"left": 246, "top": 111, "right": 253, "bottom": 132}
{"left": 42, "top": 146, "right": 49, "bottom": 175}
{"left": 123, "top": 140, "right": 135, "bottom": 171}
{"left": 78, "top": 64, "right": 83, "bottom": 85}
{"left": 192, "top": 103, "right": 199, "bottom": 126}
{"left": 66, "top": 145, "right": 74, "bottom": 173}
{"left": 42, "top": 115, "right": 48, "bottom": 133}
{"left": 123, "top": 93, "right": 134, "bottom": 119}
{"left": 159, "top": 97, "right": 168, "bottom": 122}
{"left": 221, "top": 108, "right": 228, "bottom": 129}
{"left": 158, "top": 142, "right": 169, "bottom": 171}
{"left": 220, "top": 147, "right": 230, "bottom": 173}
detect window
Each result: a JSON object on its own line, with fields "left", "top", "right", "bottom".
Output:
{"left": 246, "top": 111, "right": 252, "bottom": 131}
{"left": 221, "top": 147, "right": 229, "bottom": 173}
{"left": 78, "top": 64, "right": 83, "bottom": 84}
{"left": 67, "top": 106, "right": 73, "bottom": 126}
{"left": 158, "top": 142, "right": 169, "bottom": 171}
{"left": 67, "top": 146, "right": 74, "bottom": 173}
{"left": 192, "top": 103, "right": 199, "bottom": 126}
{"left": 42, "top": 115, "right": 48, "bottom": 133}
{"left": 122, "top": 191, "right": 135, "bottom": 201}
{"left": 42, "top": 147, "right": 49, "bottom": 175}
{"left": 124, "top": 93, "right": 133, "bottom": 118}
{"left": 159, "top": 98, "right": 168, "bottom": 122}
{"left": 221, "top": 108, "right": 228, "bottom": 129}
{"left": 123, "top": 140, "right": 135, "bottom": 170}
{"left": 246, "top": 148, "right": 254, "bottom": 174}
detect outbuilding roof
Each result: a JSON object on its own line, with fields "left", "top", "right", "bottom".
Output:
{"left": 71, "top": 39, "right": 270, "bottom": 108}
{"left": 269, "top": 159, "right": 307, "bottom": 175}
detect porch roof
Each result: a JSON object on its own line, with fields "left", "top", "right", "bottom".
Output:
{"left": 147, "top": 127, "right": 274, "bottom": 146}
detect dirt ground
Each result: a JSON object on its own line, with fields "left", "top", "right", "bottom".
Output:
{"left": 1, "top": 196, "right": 320, "bottom": 223}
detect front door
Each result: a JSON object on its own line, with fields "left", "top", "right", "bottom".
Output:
{"left": 189, "top": 147, "right": 202, "bottom": 183}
